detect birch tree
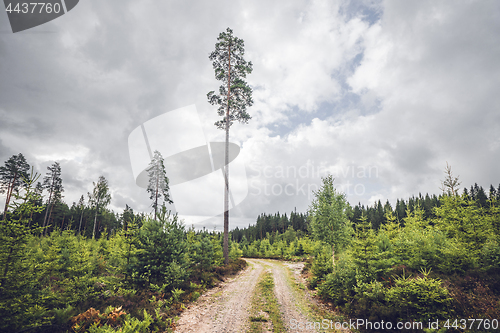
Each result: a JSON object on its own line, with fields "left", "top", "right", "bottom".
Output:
{"left": 207, "top": 27, "right": 253, "bottom": 264}
{"left": 308, "top": 175, "right": 353, "bottom": 266}
{"left": 0, "top": 153, "right": 30, "bottom": 220}
{"left": 42, "top": 162, "right": 63, "bottom": 234}
{"left": 146, "top": 150, "right": 172, "bottom": 220}
{"left": 88, "top": 176, "right": 111, "bottom": 239}
{"left": 77, "top": 195, "right": 85, "bottom": 235}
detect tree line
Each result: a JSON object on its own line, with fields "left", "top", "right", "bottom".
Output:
{"left": 0, "top": 152, "right": 246, "bottom": 332}
{"left": 232, "top": 167, "right": 500, "bottom": 331}
{"left": 0, "top": 151, "right": 177, "bottom": 240}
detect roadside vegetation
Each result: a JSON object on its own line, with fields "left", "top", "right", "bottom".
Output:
{"left": 0, "top": 165, "right": 246, "bottom": 332}
{"left": 2, "top": 150, "right": 499, "bottom": 333}
{"left": 233, "top": 166, "right": 500, "bottom": 332}
{"left": 249, "top": 266, "right": 285, "bottom": 333}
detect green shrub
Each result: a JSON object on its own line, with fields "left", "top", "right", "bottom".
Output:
{"left": 317, "top": 254, "right": 357, "bottom": 306}
{"left": 131, "top": 211, "right": 189, "bottom": 289}
{"left": 309, "top": 246, "right": 333, "bottom": 288}
{"left": 385, "top": 269, "right": 453, "bottom": 322}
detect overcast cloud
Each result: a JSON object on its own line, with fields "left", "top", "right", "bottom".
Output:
{"left": 0, "top": 0, "right": 499, "bottom": 229}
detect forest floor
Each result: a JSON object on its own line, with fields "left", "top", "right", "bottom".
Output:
{"left": 174, "top": 258, "right": 350, "bottom": 333}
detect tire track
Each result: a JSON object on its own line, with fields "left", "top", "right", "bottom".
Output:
{"left": 263, "top": 259, "right": 317, "bottom": 332}
{"left": 175, "top": 259, "right": 265, "bottom": 333}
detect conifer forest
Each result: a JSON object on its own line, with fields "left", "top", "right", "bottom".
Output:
{"left": 1, "top": 152, "right": 499, "bottom": 332}
{"left": 1, "top": 1, "right": 500, "bottom": 333}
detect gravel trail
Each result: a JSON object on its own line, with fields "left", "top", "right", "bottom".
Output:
{"left": 175, "top": 259, "right": 265, "bottom": 333}
{"left": 175, "top": 259, "right": 340, "bottom": 332}
{"left": 260, "top": 259, "right": 317, "bottom": 332}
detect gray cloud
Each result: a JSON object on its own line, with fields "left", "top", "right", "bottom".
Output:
{"left": 0, "top": 0, "right": 498, "bottom": 229}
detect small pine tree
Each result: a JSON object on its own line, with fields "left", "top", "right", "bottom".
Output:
{"left": 351, "top": 214, "right": 379, "bottom": 283}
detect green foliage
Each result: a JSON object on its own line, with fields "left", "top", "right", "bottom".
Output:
{"left": 0, "top": 169, "right": 44, "bottom": 331}
{"left": 385, "top": 269, "right": 453, "bottom": 322}
{"left": 187, "top": 230, "right": 215, "bottom": 271}
{"left": 312, "top": 181, "right": 500, "bottom": 327}
{"left": 308, "top": 175, "right": 353, "bottom": 253}
{"left": 88, "top": 176, "right": 112, "bottom": 239}
{"left": 435, "top": 194, "right": 490, "bottom": 254}
{"left": 207, "top": 27, "right": 253, "bottom": 129}
{"left": 351, "top": 214, "right": 381, "bottom": 282}
{"left": 211, "top": 233, "right": 224, "bottom": 266}
{"left": 479, "top": 238, "right": 500, "bottom": 271}
{"left": 309, "top": 246, "right": 333, "bottom": 288}
{"left": 317, "top": 252, "right": 357, "bottom": 306}
{"left": 131, "top": 209, "right": 188, "bottom": 289}
{"left": 86, "top": 309, "right": 153, "bottom": 333}
{"left": 229, "top": 241, "right": 243, "bottom": 259}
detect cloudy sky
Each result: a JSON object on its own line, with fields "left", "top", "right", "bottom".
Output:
{"left": 1, "top": 0, "right": 499, "bottom": 229}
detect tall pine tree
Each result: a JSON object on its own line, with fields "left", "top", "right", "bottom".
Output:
{"left": 0, "top": 153, "right": 30, "bottom": 220}
{"left": 207, "top": 27, "right": 253, "bottom": 265}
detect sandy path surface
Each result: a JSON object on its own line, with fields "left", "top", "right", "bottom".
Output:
{"left": 175, "top": 258, "right": 320, "bottom": 332}
{"left": 175, "top": 259, "right": 265, "bottom": 333}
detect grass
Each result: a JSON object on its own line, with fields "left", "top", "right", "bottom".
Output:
{"left": 279, "top": 260, "right": 353, "bottom": 332}
{"left": 248, "top": 268, "right": 286, "bottom": 333}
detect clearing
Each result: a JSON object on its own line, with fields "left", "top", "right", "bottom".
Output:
{"left": 175, "top": 258, "right": 349, "bottom": 332}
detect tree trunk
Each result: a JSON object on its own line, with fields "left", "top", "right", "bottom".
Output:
{"left": 2, "top": 172, "right": 17, "bottom": 220}
{"left": 78, "top": 208, "right": 84, "bottom": 235}
{"left": 155, "top": 171, "right": 159, "bottom": 220}
{"left": 42, "top": 175, "right": 55, "bottom": 233}
{"left": 332, "top": 244, "right": 335, "bottom": 266}
{"left": 45, "top": 202, "right": 55, "bottom": 236}
{"left": 92, "top": 201, "right": 99, "bottom": 239}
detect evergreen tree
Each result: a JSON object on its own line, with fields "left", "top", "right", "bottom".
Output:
{"left": 146, "top": 150, "right": 172, "bottom": 220}
{"left": 132, "top": 208, "right": 188, "bottom": 288}
{"left": 395, "top": 199, "right": 407, "bottom": 222}
{"left": 440, "top": 162, "right": 461, "bottom": 196}
{"left": 0, "top": 168, "right": 43, "bottom": 331}
{"left": 352, "top": 203, "right": 362, "bottom": 224}
{"left": 0, "top": 153, "right": 30, "bottom": 220}
{"left": 489, "top": 184, "right": 497, "bottom": 203}
{"left": 207, "top": 27, "right": 253, "bottom": 265}
{"left": 121, "top": 204, "right": 134, "bottom": 231}
{"left": 351, "top": 213, "right": 379, "bottom": 282}
{"left": 475, "top": 185, "right": 488, "bottom": 208}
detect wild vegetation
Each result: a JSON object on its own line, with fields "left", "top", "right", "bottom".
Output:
{"left": 2, "top": 150, "right": 499, "bottom": 332}
{"left": 233, "top": 167, "right": 500, "bottom": 332}
{"left": 0, "top": 154, "right": 246, "bottom": 333}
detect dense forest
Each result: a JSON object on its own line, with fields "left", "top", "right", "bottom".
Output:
{"left": 0, "top": 153, "right": 246, "bottom": 332}
{"left": 2, "top": 153, "right": 500, "bottom": 332}
{"left": 232, "top": 171, "right": 500, "bottom": 332}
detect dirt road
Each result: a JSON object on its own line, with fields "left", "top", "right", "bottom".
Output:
{"left": 175, "top": 258, "right": 323, "bottom": 332}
